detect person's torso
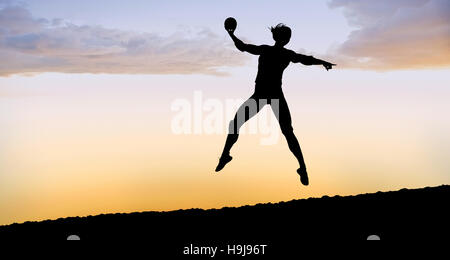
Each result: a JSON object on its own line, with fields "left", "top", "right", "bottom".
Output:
{"left": 254, "top": 46, "right": 291, "bottom": 96}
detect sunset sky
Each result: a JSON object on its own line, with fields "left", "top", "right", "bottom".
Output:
{"left": 1, "top": 0, "right": 449, "bottom": 225}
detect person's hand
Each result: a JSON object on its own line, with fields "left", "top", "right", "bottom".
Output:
{"left": 322, "top": 61, "right": 336, "bottom": 71}
{"left": 226, "top": 27, "right": 235, "bottom": 35}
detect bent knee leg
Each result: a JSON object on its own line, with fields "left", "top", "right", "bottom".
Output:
{"left": 228, "top": 119, "right": 240, "bottom": 134}
{"left": 281, "top": 125, "right": 294, "bottom": 136}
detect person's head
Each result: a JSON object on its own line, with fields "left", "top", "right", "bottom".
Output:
{"left": 270, "top": 23, "right": 291, "bottom": 46}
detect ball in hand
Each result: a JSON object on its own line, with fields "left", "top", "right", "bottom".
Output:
{"left": 224, "top": 17, "right": 237, "bottom": 32}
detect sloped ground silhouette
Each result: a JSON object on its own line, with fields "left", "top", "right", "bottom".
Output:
{"left": 1, "top": 185, "right": 448, "bottom": 253}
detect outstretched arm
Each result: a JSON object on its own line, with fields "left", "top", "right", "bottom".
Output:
{"left": 291, "top": 52, "right": 336, "bottom": 71}
{"left": 227, "top": 30, "right": 263, "bottom": 55}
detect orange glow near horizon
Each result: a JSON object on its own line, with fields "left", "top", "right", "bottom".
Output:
{"left": 1, "top": 69, "right": 450, "bottom": 225}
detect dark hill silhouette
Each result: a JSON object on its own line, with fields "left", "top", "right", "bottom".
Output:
{"left": 1, "top": 185, "right": 448, "bottom": 253}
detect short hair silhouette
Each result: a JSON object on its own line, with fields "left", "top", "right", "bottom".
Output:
{"left": 270, "top": 23, "right": 291, "bottom": 45}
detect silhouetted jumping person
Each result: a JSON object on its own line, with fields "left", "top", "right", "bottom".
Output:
{"left": 216, "top": 18, "right": 335, "bottom": 186}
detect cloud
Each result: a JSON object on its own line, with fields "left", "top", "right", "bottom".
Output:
{"left": 328, "top": 0, "right": 450, "bottom": 70}
{"left": 0, "top": 5, "right": 246, "bottom": 76}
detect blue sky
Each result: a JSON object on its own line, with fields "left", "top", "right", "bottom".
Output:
{"left": 1, "top": 0, "right": 447, "bottom": 76}
{"left": 20, "top": 0, "right": 351, "bottom": 53}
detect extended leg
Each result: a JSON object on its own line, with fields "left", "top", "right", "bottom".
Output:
{"left": 216, "top": 97, "right": 260, "bottom": 172}
{"left": 271, "top": 96, "right": 309, "bottom": 185}
{"left": 283, "top": 130, "right": 306, "bottom": 169}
